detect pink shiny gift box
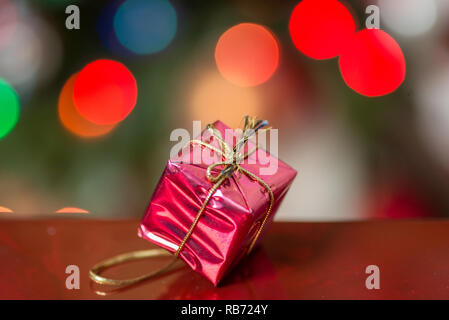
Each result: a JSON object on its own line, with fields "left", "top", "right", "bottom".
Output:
{"left": 138, "top": 120, "right": 297, "bottom": 285}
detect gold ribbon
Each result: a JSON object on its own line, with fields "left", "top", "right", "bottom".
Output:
{"left": 89, "top": 116, "right": 274, "bottom": 287}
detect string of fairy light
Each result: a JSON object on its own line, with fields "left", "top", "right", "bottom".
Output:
{"left": 0, "top": 0, "right": 407, "bottom": 142}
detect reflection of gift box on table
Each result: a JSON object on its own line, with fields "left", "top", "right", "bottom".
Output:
{"left": 138, "top": 120, "right": 297, "bottom": 285}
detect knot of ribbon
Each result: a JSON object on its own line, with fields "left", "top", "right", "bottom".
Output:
{"left": 89, "top": 116, "right": 275, "bottom": 287}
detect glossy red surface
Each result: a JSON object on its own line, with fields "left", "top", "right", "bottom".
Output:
{"left": 1, "top": 219, "right": 449, "bottom": 299}
{"left": 139, "top": 120, "right": 296, "bottom": 285}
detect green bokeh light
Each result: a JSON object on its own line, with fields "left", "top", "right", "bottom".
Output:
{"left": 0, "top": 79, "right": 20, "bottom": 140}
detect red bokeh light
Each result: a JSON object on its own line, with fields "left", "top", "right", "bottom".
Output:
{"left": 73, "top": 59, "right": 137, "bottom": 125}
{"left": 339, "top": 29, "right": 406, "bottom": 97}
{"left": 215, "top": 23, "right": 279, "bottom": 87}
{"left": 289, "top": 0, "right": 355, "bottom": 60}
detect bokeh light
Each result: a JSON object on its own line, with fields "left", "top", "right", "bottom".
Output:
{"left": 59, "top": 73, "right": 116, "bottom": 138}
{"left": 339, "top": 29, "right": 406, "bottom": 97}
{"left": 190, "top": 71, "right": 261, "bottom": 128}
{"left": 0, "top": 79, "right": 19, "bottom": 140}
{"left": 73, "top": 59, "right": 138, "bottom": 125}
{"left": 0, "top": 22, "right": 41, "bottom": 91}
{"left": 55, "top": 207, "right": 89, "bottom": 214}
{"left": 215, "top": 23, "right": 279, "bottom": 87}
{"left": 378, "top": 0, "right": 437, "bottom": 37}
{"left": 289, "top": 0, "right": 355, "bottom": 60}
{"left": 279, "top": 115, "right": 365, "bottom": 221}
{"left": 0, "top": 206, "right": 13, "bottom": 213}
{"left": 113, "top": 0, "right": 177, "bottom": 54}
{"left": 0, "top": 5, "right": 62, "bottom": 97}
{"left": 417, "top": 65, "right": 449, "bottom": 172}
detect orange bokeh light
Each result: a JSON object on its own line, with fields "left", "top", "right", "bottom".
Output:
{"left": 59, "top": 73, "right": 116, "bottom": 138}
{"left": 55, "top": 207, "right": 89, "bottom": 214}
{"left": 190, "top": 71, "right": 261, "bottom": 128}
{"left": 215, "top": 23, "right": 279, "bottom": 87}
{"left": 0, "top": 206, "right": 13, "bottom": 213}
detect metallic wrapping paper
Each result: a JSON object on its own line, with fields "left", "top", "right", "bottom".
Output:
{"left": 138, "top": 121, "right": 297, "bottom": 285}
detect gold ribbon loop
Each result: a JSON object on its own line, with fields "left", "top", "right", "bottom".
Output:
{"left": 90, "top": 116, "right": 274, "bottom": 287}
{"left": 89, "top": 249, "right": 179, "bottom": 286}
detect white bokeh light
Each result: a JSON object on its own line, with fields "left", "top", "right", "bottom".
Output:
{"left": 378, "top": 0, "right": 437, "bottom": 37}
{"left": 276, "top": 117, "right": 365, "bottom": 221}
{"left": 0, "top": 4, "right": 62, "bottom": 97}
{"left": 417, "top": 65, "right": 449, "bottom": 172}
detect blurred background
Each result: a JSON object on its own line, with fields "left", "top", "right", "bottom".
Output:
{"left": 0, "top": 0, "right": 448, "bottom": 221}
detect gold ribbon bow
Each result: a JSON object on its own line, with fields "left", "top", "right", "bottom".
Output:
{"left": 90, "top": 116, "right": 274, "bottom": 287}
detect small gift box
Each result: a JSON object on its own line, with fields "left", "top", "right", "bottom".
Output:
{"left": 137, "top": 118, "right": 297, "bottom": 285}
